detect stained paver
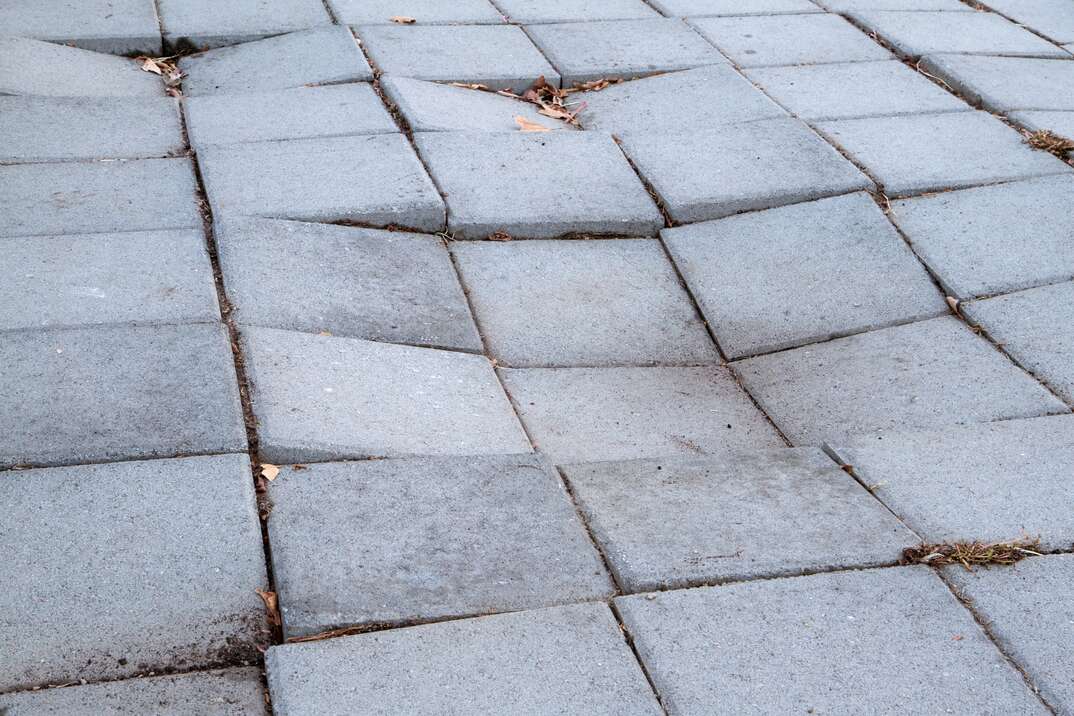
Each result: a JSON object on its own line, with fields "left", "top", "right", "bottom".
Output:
{"left": 650, "top": 0, "right": 822, "bottom": 15}
{"left": 328, "top": 0, "right": 505, "bottom": 25}
{"left": 0, "top": 0, "right": 161, "bottom": 55}
{"left": 1010, "top": 111, "right": 1074, "bottom": 154}
{"left": 497, "top": 0, "right": 658, "bottom": 23}
{"left": 981, "top": 0, "right": 1074, "bottom": 44}
{"left": 850, "top": 10, "right": 1069, "bottom": 58}
{"left": 159, "top": 0, "right": 330, "bottom": 50}
{"left": 920, "top": 54, "right": 1074, "bottom": 112}
{"left": 0, "top": 455, "right": 268, "bottom": 691}
{"left": 0, "top": 36, "right": 164, "bottom": 97}
{"left": 266, "top": 604, "right": 662, "bottom": 715}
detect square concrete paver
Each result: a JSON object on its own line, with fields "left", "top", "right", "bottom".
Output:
{"left": 616, "top": 568, "right": 1047, "bottom": 715}
{"left": 650, "top": 0, "right": 822, "bottom": 15}
{"left": 498, "top": 0, "right": 657, "bottom": 23}
{"left": 501, "top": 366, "right": 784, "bottom": 463}
{"left": 267, "top": 454, "right": 612, "bottom": 637}
{"left": 415, "top": 132, "right": 662, "bottom": 238}
{"left": 0, "top": 0, "right": 159, "bottom": 55}
{"left": 243, "top": 327, "right": 531, "bottom": 463}
{"left": 981, "top": 0, "right": 1074, "bottom": 43}
{"left": 159, "top": 0, "right": 330, "bottom": 50}
{"left": 920, "top": 54, "right": 1074, "bottom": 112}
{"left": 266, "top": 604, "right": 662, "bottom": 715}
{"left": 817, "top": 0, "right": 969, "bottom": 9}
{"left": 734, "top": 316, "right": 1069, "bottom": 445}
{"left": 329, "top": 0, "right": 505, "bottom": 24}
{"left": 851, "top": 10, "right": 1068, "bottom": 58}
{"left": 0, "top": 455, "right": 269, "bottom": 690}
{"left": 0, "top": 36, "right": 163, "bottom": 97}
{"left": 452, "top": 239, "right": 716, "bottom": 366}
{"left": 663, "top": 192, "right": 946, "bottom": 359}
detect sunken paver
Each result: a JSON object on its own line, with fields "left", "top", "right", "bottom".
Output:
{"left": 0, "top": 323, "right": 246, "bottom": 468}
{"left": 817, "top": 0, "right": 970, "bottom": 9}
{"left": 650, "top": 0, "right": 822, "bottom": 15}
{"left": 357, "top": 24, "right": 558, "bottom": 92}
{"left": 243, "top": 326, "right": 531, "bottom": 463}
{"left": 525, "top": 18, "right": 729, "bottom": 86}
{"left": 329, "top": 0, "right": 505, "bottom": 25}
{"left": 561, "top": 448, "right": 916, "bottom": 592}
{"left": 828, "top": 414, "right": 1074, "bottom": 550}
{"left": 217, "top": 217, "right": 481, "bottom": 351}
{"left": 0, "top": 455, "right": 269, "bottom": 691}
{"left": 0, "top": 36, "right": 163, "bottom": 97}
{"left": 267, "top": 455, "right": 612, "bottom": 638}
{"left": 452, "top": 239, "right": 717, "bottom": 366}
{"left": 178, "top": 27, "right": 372, "bottom": 96}
{"left": 981, "top": 0, "right": 1074, "bottom": 44}
{"left": 500, "top": 366, "right": 784, "bottom": 463}
{"left": 266, "top": 604, "right": 662, "bottom": 716}
{"left": 618, "top": 118, "right": 872, "bottom": 224}
{"left": 920, "top": 55, "right": 1074, "bottom": 112}
{"left": 616, "top": 568, "right": 1047, "bottom": 715}
{"left": 734, "top": 316, "right": 1069, "bottom": 445}
{"left": 159, "top": 0, "right": 330, "bottom": 50}
{"left": 415, "top": 132, "right": 662, "bottom": 238}
{"left": 816, "top": 111, "right": 1073, "bottom": 197}
{"left": 663, "top": 193, "right": 946, "bottom": 359}
{"left": 1010, "top": 111, "right": 1074, "bottom": 152}
{"left": 198, "top": 134, "right": 444, "bottom": 230}
{"left": 889, "top": 175, "right": 1074, "bottom": 299}
{"left": 0, "top": 0, "right": 161, "bottom": 55}
{"left": 497, "top": 0, "right": 658, "bottom": 23}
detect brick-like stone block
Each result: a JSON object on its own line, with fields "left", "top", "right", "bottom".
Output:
{"left": 650, "top": 0, "right": 822, "bottom": 15}
{"left": 0, "top": 0, "right": 161, "bottom": 55}
{"left": 160, "top": 0, "right": 331, "bottom": 50}
{"left": 0, "top": 36, "right": 163, "bottom": 96}
{"left": 329, "top": 0, "right": 505, "bottom": 24}
{"left": 920, "top": 54, "right": 1074, "bottom": 112}
{"left": 817, "top": 0, "right": 969, "bottom": 9}
{"left": 498, "top": 0, "right": 657, "bottom": 23}
{"left": 851, "top": 10, "right": 1068, "bottom": 58}
{"left": 980, "top": 0, "right": 1074, "bottom": 43}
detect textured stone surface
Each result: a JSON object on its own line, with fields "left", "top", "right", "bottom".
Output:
{"left": 818, "top": 0, "right": 968, "bottom": 8}
{"left": 498, "top": 0, "right": 657, "bottom": 23}
{"left": 651, "top": 0, "right": 822, "bottom": 15}
{"left": 0, "top": 36, "right": 163, "bottom": 97}
{"left": 1010, "top": 111, "right": 1074, "bottom": 154}
{"left": 0, "top": 0, "right": 160, "bottom": 55}
{"left": 981, "top": 0, "right": 1074, "bottom": 43}
{"left": 851, "top": 10, "right": 1068, "bottom": 58}
{"left": 160, "top": 0, "right": 330, "bottom": 49}
{"left": 329, "top": 0, "right": 505, "bottom": 24}
{"left": 921, "top": 55, "right": 1074, "bottom": 112}
{"left": 0, "top": 455, "right": 268, "bottom": 691}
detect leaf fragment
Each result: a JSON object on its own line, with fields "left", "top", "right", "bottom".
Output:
{"left": 260, "top": 463, "right": 280, "bottom": 481}
{"left": 515, "top": 115, "right": 552, "bottom": 132}
{"left": 255, "top": 588, "right": 281, "bottom": 627}
{"left": 390, "top": 15, "right": 416, "bottom": 23}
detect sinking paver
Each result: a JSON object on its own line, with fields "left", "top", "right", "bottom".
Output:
{"left": 1010, "top": 111, "right": 1074, "bottom": 152}
{"left": 500, "top": 366, "right": 783, "bottom": 463}
{"left": 178, "top": 27, "right": 371, "bottom": 96}
{"left": 649, "top": 0, "right": 822, "bottom": 16}
{"left": 618, "top": 117, "right": 872, "bottom": 224}
{"left": 980, "top": 0, "right": 1074, "bottom": 44}
{"left": 159, "top": 0, "right": 330, "bottom": 50}
{"left": 816, "top": 0, "right": 970, "bottom": 9}
{"left": 0, "top": 157, "right": 200, "bottom": 238}
{"left": 561, "top": 448, "right": 915, "bottom": 592}
{"left": 850, "top": 10, "right": 1069, "bottom": 58}
{"left": 357, "top": 24, "right": 558, "bottom": 92}
{"left": 415, "top": 132, "right": 662, "bottom": 238}
{"left": 267, "top": 454, "right": 612, "bottom": 637}
{"left": 616, "top": 568, "right": 1047, "bottom": 715}
{"left": 328, "top": 0, "right": 505, "bottom": 25}
{"left": 663, "top": 193, "right": 946, "bottom": 359}
{"left": 0, "top": 36, "right": 163, "bottom": 97}
{"left": 497, "top": 0, "right": 657, "bottom": 23}
{"left": 0, "top": 455, "right": 268, "bottom": 691}
{"left": 890, "top": 175, "right": 1074, "bottom": 299}
{"left": 734, "top": 316, "right": 1069, "bottom": 445}
{"left": 0, "top": 0, "right": 161, "bottom": 55}
{"left": 243, "top": 327, "right": 531, "bottom": 463}
{"left": 218, "top": 217, "right": 480, "bottom": 351}
{"left": 920, "top": 55, "right": 1074, "bottom": 112}
{"left": 816, "top": 111, "right": 1072, "bottom": 196}
{"left": 199, "top": 134, "right": 444, "bottom": 230}
{"left": 526, "top": 18, "right": 728, "bottom": 85}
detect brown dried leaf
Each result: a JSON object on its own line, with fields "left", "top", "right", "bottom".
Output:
{"left": 390, "top": 15, "right": 416, "bottom": 23}
{"left": 1026, "top": 129, "right": 1074, "bottom": 157}
{"left": 946, "top": 296, "right": 960, "bottom": 314}
{"left": 260, "top": 463, "right": 280, "bottom": 481}
{"left": 515, "top": 115, "right": 552, "bottom": 132}
{"left": 255, "top": 588, "right": 281, "bottom": 627}
{"left": 449, "top": 81, "right": 490, "bottom": 91}
{"left": 488, "top": 231, "right": 513, "bottom": 241}
{"left": 900, "top": 537, "right": 1042, "bottom": 569}
{"left": 140, "top": 57, "right": 163, "bottom": 74}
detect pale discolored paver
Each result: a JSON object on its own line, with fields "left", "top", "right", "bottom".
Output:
{"left": 1010, "top": 111, "right": 1074, "bottom": 154}
{"left": 0, "top": 455, "right": 269, "bottom": 691}
{"left": 329, "top": 0, "right": 504, "bottom": 24}
{"left": 0, "top": 0, "right": 160, "bottom": 55}
{"left": 816, "top": 0, "right": 970, "bottom": 9}
{"left": 920, "top": 55, "right": 1074, "bottom": 112}
{"left": 267, "top": 454, "right": 612, "bottom": 638}
{"left": 616, "top": 568, "right": 1047, "bottom": 715}
{"left": 497, "top": 0, "right": 657, "bottom": 23}
{"left": 159, "top": 0, "right": 330, "bottom": 50}
{"left": 980, "top": 0, "right": 1074, "bottom": 44}
{"left": 650, "top": 0, "right": 822, "bottom": 16}
{"left": 663, "top": 192, "right": 946, "bottom": 359}
{"left": 0, "top": 36, "right": 164, "bottom": 97}
{"left": 266, "top": 604, "right": 662, "bottom": 716}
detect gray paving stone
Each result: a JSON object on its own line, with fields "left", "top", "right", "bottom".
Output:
{"left": 0, "top": 0, "right": 161, "bottom": 55}
{"left": 618, "top": 118, "right": 872, "bottom": 224}
{"left": 243, "top": 326, "right": 531, "bottom": 463}
{"left": 357, "top": 24, "right": 557, "bottom": 93}
{"left": 663, "top": 192, "right": 946, "bottom": 359}
{"left": 160, "top": 0, "right": 330, "bottom": 50}
{"left": 0, "top": 455, "right": 269, "bottom": 690}
{"left": 616, "top": 568, "right": 1047, "bottom": 715}
{"left": 734, "top": 316, "right": 1069, "bottom": 445}
{"left": 500, "top": 366, "right": 784, "bottom": 462}
{"left": 816, "top": 111, "right": 1073, "bottom": 197}
{"left": 690, "top": 14, "right": 891, "bottom": 68}
{"left": 199, "top": 134, "right": 444, "bottom": 230}
{"left": 650, "top": 0, "right": 822, "bottom": 16}
{"left": 415, "top": 132, "right": 662, "bottom": 238}
{"left": 178, "top": 27, "right": 371, "bottom": 96}
{"left": 0, "top": 36, "right": 164, "bottom": 97}
{"left": 329, "top": 0, "right": 505, "bottom": 24}
{"left": 267, "top": 603, "right": 661, "bottom": 715}
{"left": 1010, "top": 110, "right": 1074, "bottom": 154}
{"left": 920, "top": 55, "right": 1074, "bottom": 112}
{"left": 497, "top": 0, "right": 657, "bottom": 23}
{"left": 526, "top": 18, "right": 728, "bottom": 86}
{"left": 267, "top": 454, "right": 612, "bottom": 637}
{"left": 817, "top": 0, "right": 969, "bottom": 9}
{"left": 829, "top": 414, "right": 1074, "bottom": 550}
{"left": 0, "top": 157, "right": 200, "bottom": 238}
{"left": 218, "top": 217, "right": 480, "bottom": 351}
{"left": 980, "top": 0, "right": 1074, "bottom": 43}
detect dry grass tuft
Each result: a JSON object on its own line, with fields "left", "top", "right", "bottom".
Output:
{"left": 901, "top": 537, "right": 1042, "bottom": 570}
{"left": 1025, "top": 129, "right": 1074, "bottom": 157}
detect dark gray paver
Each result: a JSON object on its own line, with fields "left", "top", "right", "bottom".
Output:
{"left": 329, "top": 0, "right": 505, "bottom": 24}
{"left": 616, "top": 568, "right": 1047, "bottom": 715}
{"left": 267, "top": 454, "right": 612, "bottom": 637}
{"left": 498, "top": 0, "right": 657, "bottom": 23}
{"left": 818, "top": 0, "right": 969, "bottom": 8}
{"left": 218, "top": 217, "right": 480, "bottom": 351}
{"left": 650, "top": 0, "right": 822, "bottom": 15}
{"left": 1010, "top": 111, "right": 1074, "bottom": 154}
{"left": 452, "top": 239, "right": 716, "bottom": 366}
{"left": 734, "top": 316, "right": 1069, "bottom": 445}
{"left": 415, "top": 132, "right": 662, "bottom": 238}
{"left": 982, "top": 0, "right": 1074, "bottom": 43}
{"left": 500, "top": 366, "right": 784, "bottom": 463}
{"left": 243, "top": 326, "right": 531, "bottom": 463}
{"left": 829, "top": 414, "right": 1074, "bottom": 550}
{"left": 159, "top": 0, "right": 330, "bottom": 50}
{"left": 199, "top": 134, "right": 444, "bottom": 230}
{"left": 0, "top": 36, "right": 163, "bottom": 97}
{"left": 266, "top": 604, "right": 662, "bottom": 716}
{"left": 618, "top": 118, "right": 872, "bottom": 224}
{"left": 562, "top": 448, "right": 915, "bottom": 592}
{"left": 0, "top": 455, "right": 268, "bottom": 691}
{"left": 0, "top": 0, "right": 160, "bottom": 55}
{"left": 663, "top": 192, "right": 946, "bottom": 359}
{"left": 921, "top": 54, "right": 1074, "bottom": 112}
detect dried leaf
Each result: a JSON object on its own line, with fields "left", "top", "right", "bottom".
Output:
{"left": 514, "top": 115, "right": 551, "bottom": 132}
{"left": 900, "top": 537, "right": 1042, "bottom": 569}
{"left": 390, "top": 15, "right": 416, "bottom": 23}
{"left": 255, "top": 588, "right": 281, "bottom": 626}
{"left": 260, "top": 463, "right": 280, "bottom": 481}
{"left": 946, "top": 296, "right": 960, "bottom": 314}
{"left": 450, "top": 82, "right": 490, "bottom": 91}
{"left": 140, "top": 57, "right": 163, "bottom": 74}
{"left": 1025, "top": 129, "right": 1074, "bottom": 157}
{"left": 488, "top": 231, "right": 513, "bottom": 241}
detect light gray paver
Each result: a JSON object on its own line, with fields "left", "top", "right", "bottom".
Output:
{"left": 243, "top": 326, "right": 531, "bottom": 463}
{"left": 415, "top": 132, "right": 662, "bottom": 238}
{"left": 329, "top": 0, "right": 505, "bottom": 25}
{"left": 850, "top": 10, "right": 1069, "bottom": 58}
{"left": 159, "top": 0, "right": 330, "bottom": 50}
{"left": 266, "top": 604, "right": 662, "bottom": 716}
{"left": 497, "top": 0, "right": 657, "bottom": 23}
{"left": 650, "top": 0, "right": 822, "bottom": 16}
{"left": 0, "top": 455, "right": 269, "bottom": 691}
{"left": 1010, "top": 111, "right": 1074, "bottom": 153}
{"left": 979, "top": 0, "right": 1074, "bottom": 44}
{"left": 817, "top": 0, "right": 969, "bottom": 9}
{"left": 500, "top": 366, "right": 784, "bottom": 463}
{"left": 0, "top": 36, "right": 163, "bottom": 97}
{"left": 0, "top": 0, "right": 161, "bottom": 55}
{"left": 663, "top": 192, "right": 946, "bottom": 359}
{"left": 267, "top": 454, "right": 612, "bottom": 637}
{"left": 921, "top": 55, "right": 1074, "bottom": 112}
{"left": 616, "top": 568, "right": 1047, "bottom": 715}
{"left": 734, "top": 316, "right": 1070, "bottom": 445}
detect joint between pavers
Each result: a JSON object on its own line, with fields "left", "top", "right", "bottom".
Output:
{"left": 0, "top": 662, "right": 260, "bottom": 700}
{"left": 608, "top": 599, "right": 672, "bottom": 716}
